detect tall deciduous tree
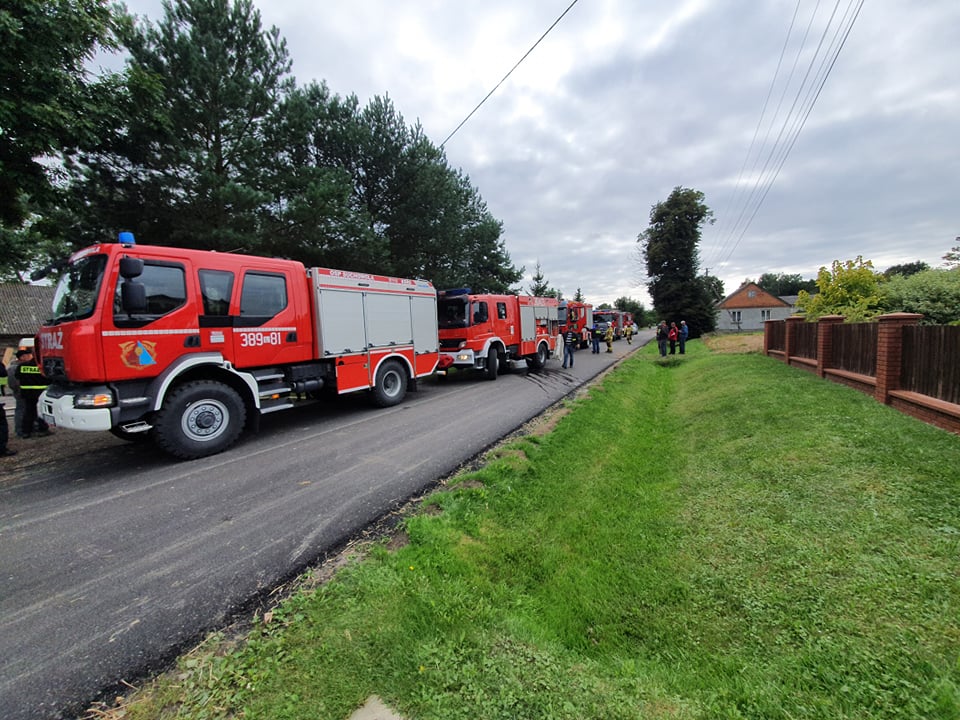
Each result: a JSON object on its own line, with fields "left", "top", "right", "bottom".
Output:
{"left": 638, "top": 186, "right": 716, "bottom": 336}
{"left": 0, "top": 0, "right": 122, "bottom": 279}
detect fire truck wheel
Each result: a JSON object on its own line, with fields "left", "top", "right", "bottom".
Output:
{"left": 371, "top": 360, "right": 408, "bottom": 407}
{"left": 525, "top": 342, "right": 549, "bottom": 370}
{"left": 153, "top": 380, "right": 246, "bottom": 459}
{"left": 484, "top": 347, "right": 499, "bottom": 380}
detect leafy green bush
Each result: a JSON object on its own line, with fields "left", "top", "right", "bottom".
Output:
{"left": 881, "top": 268, "right": 960, "bottom": 325}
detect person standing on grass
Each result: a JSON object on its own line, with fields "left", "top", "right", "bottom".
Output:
{"left": 656, "top": 321, "right": 669, "bottom": 357}
{"left": 562, "top": 325, "right": 578, "bottom": 369}
{"left": 679, "top": 320, "right": 689, "bottom": 354}
{"left": 668, "top": 322, "right": 679, "bottom": 355}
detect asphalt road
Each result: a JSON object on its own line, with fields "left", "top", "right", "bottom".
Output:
{"left": 0, "top": 332, "right": 652, "bottom": 720}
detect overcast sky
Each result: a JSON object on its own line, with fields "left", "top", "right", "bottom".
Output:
{"left": 116, "top": 0, "right": 959, "bottom": 309}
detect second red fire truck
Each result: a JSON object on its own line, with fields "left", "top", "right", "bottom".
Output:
{"left": 436, "top": 289, "right": 559, "bottom": 379}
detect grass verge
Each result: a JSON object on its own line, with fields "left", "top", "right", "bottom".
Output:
{"left": 99, "top": 339, "right": 960, "bottom": 719}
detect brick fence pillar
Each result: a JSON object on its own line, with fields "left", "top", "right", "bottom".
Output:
{"left": 816, "top": 315, "right": 845, "bottom": 378}
{"left": 875, "top": 312, "right": 923, "bottom": 404}
{"left": 784, "top": 315, "right": 805, "bottom": 365}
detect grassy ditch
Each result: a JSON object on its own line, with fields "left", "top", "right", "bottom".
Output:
{"left": 104, "top": 339, "right": 960, "bottom": 719}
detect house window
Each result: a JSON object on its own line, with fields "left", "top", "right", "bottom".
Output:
{"left": 761, "top": 309, "right": 772, "bottom": 321}
{"left": 730, "top": 311, "right": 742, "bottom": 323}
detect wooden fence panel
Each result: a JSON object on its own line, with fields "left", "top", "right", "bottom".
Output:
{"left": 833, "top": 323, "right": 878, "bottom": 376}
{"left": 901, "top": 326, "right": 960, "bottom": 405}
{"left": 793, "top": 321, "right": 818, "bottom": 359}
{"left": 767, "top": 320, "right": 785, "bottom": 351}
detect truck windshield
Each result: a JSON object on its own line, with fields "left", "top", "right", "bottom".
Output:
{"left": 438, "top": 298, "right": 468, "bottom": 328}
{"left": 50, "top": 253, "right": 108, "bottom": 323}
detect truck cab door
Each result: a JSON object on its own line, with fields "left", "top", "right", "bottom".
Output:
{"left": 106, "top": 259, "right": 195, "bottom": 381}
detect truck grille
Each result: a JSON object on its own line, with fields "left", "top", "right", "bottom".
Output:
{"left": 440, "top": 338, "right": 465, "bottom": 350}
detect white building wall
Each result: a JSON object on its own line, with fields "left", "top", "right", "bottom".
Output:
{"left": 715, "top": 305, "right": 793, "bottom": 331}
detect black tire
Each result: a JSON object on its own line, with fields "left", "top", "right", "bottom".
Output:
{"left": 371, "top": 359, "right": 408, "bottom": 407}
{"left": 484, "top": 346, "right": 499, "bottom": 380}
{"left": 152, "top": 380, "right": 246, "bottom": 460}
{"left": 109, "top": 426, "right": 150, "bottom": 442}
{"left": 525, "top": 342, "right": 549, "bottom": 370}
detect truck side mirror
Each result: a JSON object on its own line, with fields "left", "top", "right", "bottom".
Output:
{"left": 121, "top": 281, "right": 147, "bottom": 313}
{"left": 119, "top": 256, "right": 144, "bottom": 279}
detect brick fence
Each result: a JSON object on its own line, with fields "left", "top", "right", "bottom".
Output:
{"left": 764, "top": 313, "right": 960, "bottom": 436}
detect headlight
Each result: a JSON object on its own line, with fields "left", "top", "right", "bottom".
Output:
{"left": 75, "top": 391, "right": 115, "bottom": 408}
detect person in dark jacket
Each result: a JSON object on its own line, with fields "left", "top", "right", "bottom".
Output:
{"left": 591, "top": 324, "right": 602, "bottom": 354}
{"left": 656, "top": 321, "right": 669, "bottom": 357}
{"left": 14, "top": 350, "right": 51, "bottom": 438}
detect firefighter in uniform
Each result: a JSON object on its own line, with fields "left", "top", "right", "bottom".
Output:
{"left": 15, "top": 349, "right": 51, "bottom": 438}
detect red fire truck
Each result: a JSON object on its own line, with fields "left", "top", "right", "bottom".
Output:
{"left": 36, "top": 234, "right": 440, "bottom": 459}
{"left": 593, "top": 309, "right": 626, "bottom": 339}
{"left": 436, "top": 290, "right": 559, "bottom": 379}
{"left": 558, "top": 300, "right": 593, "bottom": 348}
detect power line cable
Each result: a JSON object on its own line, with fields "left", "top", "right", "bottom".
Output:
{"left": 707, "top": 0, "right": 864, "bottom": 274}
{"left": 714, "top": 0, "right": 865, "bottom": 270}
{"left": 440, "top": 0, "right": 581, "bottom": 149}
{"left": 707, "top": 0, "right": 802, "bottom": 267}
{"left": 708, "top": 0, "right": 825, "bottom": 269}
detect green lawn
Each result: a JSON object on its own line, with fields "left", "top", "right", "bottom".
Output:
{"left": 117, "top": 340, "right": 960, "bottom": 720}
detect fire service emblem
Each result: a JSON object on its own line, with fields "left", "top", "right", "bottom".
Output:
{"left": 119, "top": 340, "right": 158, "bottom": 369}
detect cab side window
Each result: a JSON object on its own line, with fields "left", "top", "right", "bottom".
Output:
{"left": 497, "top": 302, "right": 507, "bottom": 320}
{"left": 239, "top": 272, "right": 287, "bottom": 325}
{"left": 199, "top": 269, "right": 234, "bottom": 316}
{"left": 114, "top": 262, "right": 186, "bottom": 327}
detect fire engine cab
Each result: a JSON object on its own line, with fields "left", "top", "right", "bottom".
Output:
{"left": 36, "top": 234, "right": 439, "bottom": 459}
{"left": 436, "top": 290, "right": 559, "bottom": 379}
{"left": 558, "top": 300, "right": 593, "bottom": 348}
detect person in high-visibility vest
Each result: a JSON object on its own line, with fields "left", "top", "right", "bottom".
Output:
{"left": 14, "top": 350, "right": 51, "bottom": 438}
